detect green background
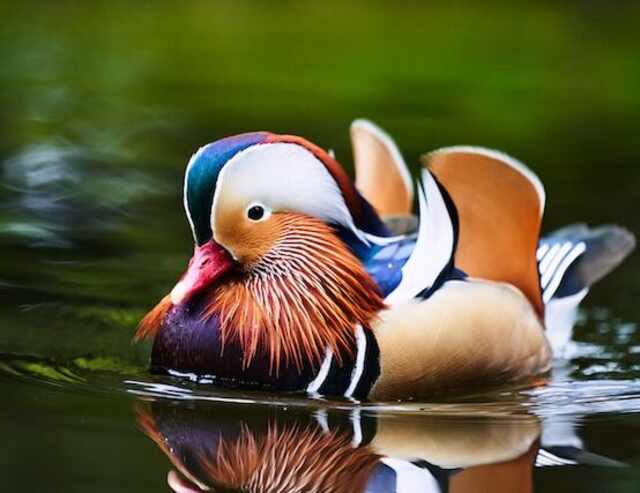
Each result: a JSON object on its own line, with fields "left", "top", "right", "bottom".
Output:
{"left": 1, "top": 1, "right": 639, "bottom": 491}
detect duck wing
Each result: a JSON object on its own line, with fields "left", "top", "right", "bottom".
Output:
{"left": 350, "top": 119, "right": 414, "bottom": 218}
{"left": 423, "top": 147, "right": 545, "bottom": 315}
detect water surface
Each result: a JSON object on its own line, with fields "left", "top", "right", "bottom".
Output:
{"left": 1, "top": 1, "right": 640, "bottom": 491}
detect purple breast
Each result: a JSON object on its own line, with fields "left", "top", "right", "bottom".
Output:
{"left": 151, "top": 297, "right": 316, "bottom": 391}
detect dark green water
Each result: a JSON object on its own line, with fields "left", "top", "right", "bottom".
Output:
{"left": 1, "top": 1, "right": 640, "bottom": 491}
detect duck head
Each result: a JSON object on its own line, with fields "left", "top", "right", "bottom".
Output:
{"left": 136, "top": 132, "right": 388, "bottom": 372}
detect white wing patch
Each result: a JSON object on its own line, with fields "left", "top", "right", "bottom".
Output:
{"left": 385, "top": 169, "right": 455, "bottom": 305}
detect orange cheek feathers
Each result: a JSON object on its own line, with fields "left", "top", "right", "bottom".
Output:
{"left": 214, "top": 209, "right": 284, "bottom": 266}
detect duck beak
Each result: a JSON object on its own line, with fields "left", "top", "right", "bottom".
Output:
{"left": 170, "top": 240, "right": 234, "bottom": 305}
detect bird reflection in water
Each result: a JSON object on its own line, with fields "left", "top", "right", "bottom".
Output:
{"left": 135, "top": 399, "right": 554, "bottom": 493}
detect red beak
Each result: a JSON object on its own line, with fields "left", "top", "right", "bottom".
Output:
{"left": 170, "top": 240, "right": 234, "bottom": 305}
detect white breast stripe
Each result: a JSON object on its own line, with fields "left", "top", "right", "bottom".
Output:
{"left": 306, "top": 348, "right": 334, "bottom": 394}
{"left": 541, "top": 241, "right": 573, "bottom": 289}
{"left": 314, "top": 409, "right": 330, "bottom": 433}
{"left": 344, "top": 325, "right": 367, "bottom": 398}
{"left": 381, "top": 458, "right": 441, "bottom": 493}
{"left": 350, "top": 408, "right": 363, "bottom": 447}
{"left": 543, "top": 242, "right": 586, "bottom": 303}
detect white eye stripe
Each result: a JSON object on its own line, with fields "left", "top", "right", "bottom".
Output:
{"left": 212, "top": 143, "right": 365, "bottom": 241}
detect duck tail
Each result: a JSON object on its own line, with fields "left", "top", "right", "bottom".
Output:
{"left": 539, "top": 224, "right": 636, "bottom": 354}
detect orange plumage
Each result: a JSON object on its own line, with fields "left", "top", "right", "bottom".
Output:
{"left": 137, "top": 404, "right": 380, "bottom": 493}
{"left": 135, "top": 294, "right": 172, "bottom": 341}
{"left": 200, "top": 423, "right": 381, "bottom": 493}
{"left": 207, "top": 213, "right": 385, "bottom": 372}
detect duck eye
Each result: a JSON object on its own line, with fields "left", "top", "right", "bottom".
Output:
{"left": 247, "top": 204, "right": 265, "bottom": 221}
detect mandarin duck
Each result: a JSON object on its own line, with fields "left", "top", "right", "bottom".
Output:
{"left": 136, "top": 398, "right": 622, "bottom": 493}
{"left": 136, "top": 120, "right": 635, "bottom": 400}
{"left": 137, "top": 401, "right": 541, "bottom": 493}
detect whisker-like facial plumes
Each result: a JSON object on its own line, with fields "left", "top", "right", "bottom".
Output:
{"left": 137, "top": 403, "right": 381, "bottom": 493}
{"left": 207, "top": 214, "right": 385, "bottom": 372}
{"left": 135, "top": 295, "right": 173, "bottom": 341}
{"left": 201, "top": 422, "right": 381, "bottom": 493}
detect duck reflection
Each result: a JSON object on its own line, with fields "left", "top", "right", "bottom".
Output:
{"left": 136, "top": 399, "right": 544, "bottom": 493}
